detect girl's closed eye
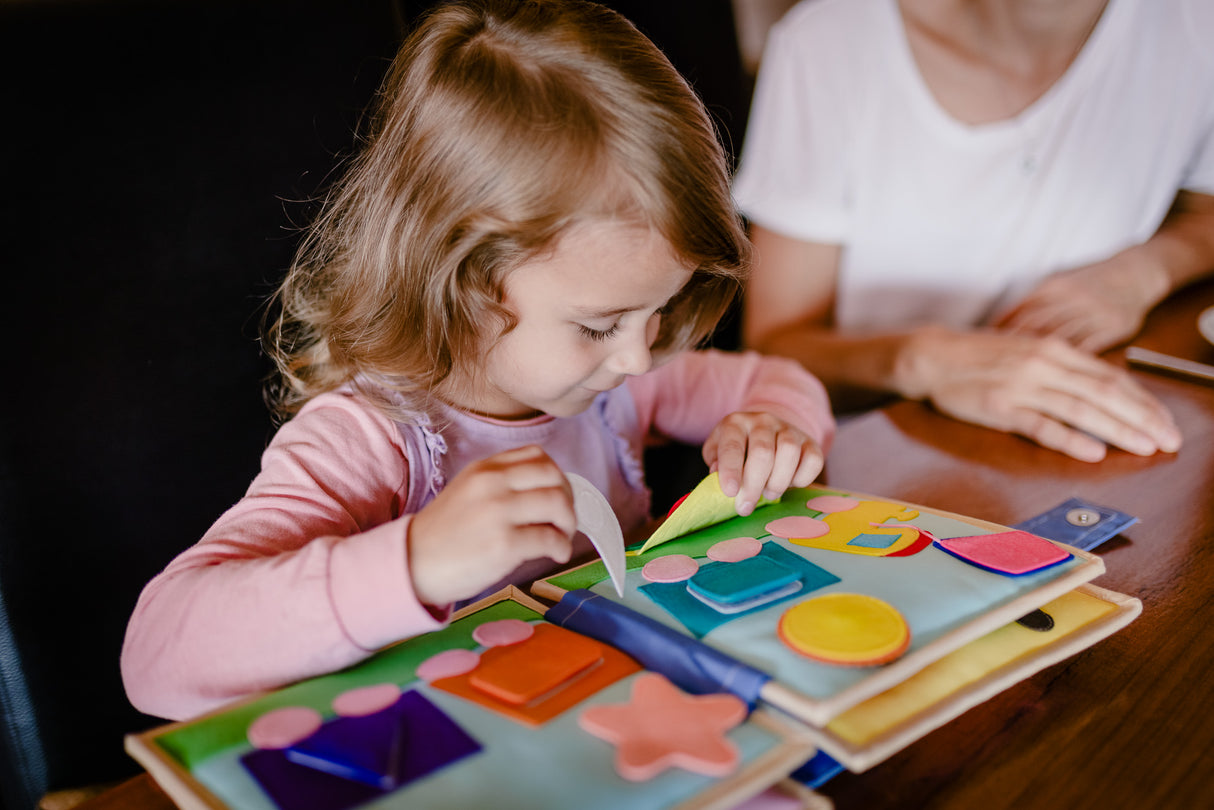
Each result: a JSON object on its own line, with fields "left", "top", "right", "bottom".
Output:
{"left": 578, "top": 322, "right": 620, "bottom": 342}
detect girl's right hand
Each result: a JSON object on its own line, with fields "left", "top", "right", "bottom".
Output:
{"left": 406, "top": 445, "right": 576, "bottom": 606}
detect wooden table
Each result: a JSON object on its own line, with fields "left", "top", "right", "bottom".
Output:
{"left": 818, "top": 278, "right": 1214, "bottom": 810}
{"left": 78, "top": 280, "right": 1214, "bottom": 810}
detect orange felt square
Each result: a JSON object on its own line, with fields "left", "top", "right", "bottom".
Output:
{"left": 432, "top": 624, "right": 642, "bottom": 726}
{"left": 470, "top": 626, "right": 604, "bottom": 705}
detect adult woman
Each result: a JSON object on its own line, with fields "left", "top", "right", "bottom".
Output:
{"left": 734, "top": 0, "right": 1214, "bottom": 461}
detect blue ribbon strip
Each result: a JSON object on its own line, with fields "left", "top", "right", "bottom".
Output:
{"left": 545, "top": 589, "right": 770, "bottom": 709}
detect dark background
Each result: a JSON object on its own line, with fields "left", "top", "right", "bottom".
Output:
{"left": 0, "top": 1, "right": 750, "bottom": 806}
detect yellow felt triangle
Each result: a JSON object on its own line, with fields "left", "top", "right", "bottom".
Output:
{"left": 638, "top": 472, "right": 778, "bottom": 554}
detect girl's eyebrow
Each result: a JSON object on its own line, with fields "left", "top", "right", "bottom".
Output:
{"left": 571, "top": 304, "right": 645, "bottom": 319}
{"left": 574, "top": 290, "right": 683, "bottom": 319}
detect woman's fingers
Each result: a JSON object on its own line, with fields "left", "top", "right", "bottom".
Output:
{"left": 924, "top": 332, "right": 1181, "bottom": 461}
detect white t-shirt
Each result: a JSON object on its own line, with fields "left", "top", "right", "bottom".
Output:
{"left": 733, "top": 0, "right": 1214, "bottom": 330}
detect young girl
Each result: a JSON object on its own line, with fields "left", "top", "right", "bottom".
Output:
{"left": 122, "top": 0, "right": 834, "bottom": 721}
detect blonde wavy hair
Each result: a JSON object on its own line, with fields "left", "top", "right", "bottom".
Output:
{"left": 264, "top": 0, "right": 750, "bottom": 423}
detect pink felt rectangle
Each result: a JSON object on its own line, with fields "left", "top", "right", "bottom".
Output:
{"left": 934, "top": 530, "right": 1071, "bottom": 576}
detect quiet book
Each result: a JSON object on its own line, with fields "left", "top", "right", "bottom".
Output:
{"left": 126, "top": 474, "right": 1140, "bottom": 809}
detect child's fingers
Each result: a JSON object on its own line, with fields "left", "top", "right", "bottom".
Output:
{"left": 500, "top": 486, "right": 578, "bottom": 539}
{"left": 789, "top": 440, "right": 825, "bottom": 489}
{"left": 734, "top": 426, "right": 779, "bottom": 516}
{"left": 408, "top": 450, "right": 577, "bottom": 605}
{"left": 737, "top": 423, "right": 821, "bottom": 511}
{"left": 489, "top": 445, "right": 570, "bottom": 493}
{"left": 761, "top": 436, "right": 809, "bottom": 501}
{"left": 471, "top": 445, "right": 576, "bottom": 534}
{"left": 704, "top": 424, "right": 747, "bottom": 497}
{"left": 706, "top": 413, "right": 825, "bottom": 514}
{"left": 509, "top": 524, "right": 574, "bottom": 566}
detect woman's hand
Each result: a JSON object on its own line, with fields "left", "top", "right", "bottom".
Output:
{"left": 702, "top": 411, "right": 825, "bottom": 516}
{"left": 407, "top": 445, "right": 575, "bottom": 606}
{"left": 899, "top": 326, "right": 1181, "bottom": 462}
{"left": 995, "top": 253, "right": 1169, "bottom": 353}
{"left": 998, "top": 190, "right": 1214, "bottom": 353}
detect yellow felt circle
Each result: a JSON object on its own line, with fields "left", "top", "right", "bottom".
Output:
{"left": 778, "top": 593, "right": 910, "bottom": 666}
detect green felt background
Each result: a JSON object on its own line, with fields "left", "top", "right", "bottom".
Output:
{"left": 153, "top": 600, "right": 539, "bottom": 769}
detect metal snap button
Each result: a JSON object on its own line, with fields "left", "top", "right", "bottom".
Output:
{"left": 1065, "top": 507, "right": 1101, "bottom": 527}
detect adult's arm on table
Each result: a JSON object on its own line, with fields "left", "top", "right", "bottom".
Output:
{"left": 742, "top": 225, "right": 1182, "bottom": 461}
{"left": 743, "top": 224, "right": 909, "bottom": 409}
{"left": 999, "top": 190, "right": 1214, "bottom": 352}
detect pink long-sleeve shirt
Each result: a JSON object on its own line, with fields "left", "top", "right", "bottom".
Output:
{"left": 121, "top": 350, "right": 833, "bottom": 720}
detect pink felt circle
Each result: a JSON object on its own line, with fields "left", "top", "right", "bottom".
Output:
{"left": 331, "top": 683, "right": 402, "bottom": 717}
{"left": 247, "top": 706, "right": 323, "bottom": 750}
{"left": 641, "top": 554, "right": 699, "bottom": 583}
{"left": 804, "top": 495, "right": 859, "bottom": 514}
{"left": 415, "top": 648, "right": 481, "bottom": 682}
{"left": 765, "top": 515, "right": 829, "bottom": 539}
{"left": 706, "top": 536, "right": 762, "bottom": 563}
{"left": 472, "top": 618, "right": 535, "bottom": 648}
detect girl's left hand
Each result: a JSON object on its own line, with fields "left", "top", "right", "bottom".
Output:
{"left": 702, "top": 411, "right": 825, "bottom": 517}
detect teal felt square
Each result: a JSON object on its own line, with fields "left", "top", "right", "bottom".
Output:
{"left": 640, "top": 542, "right": 841, "bottom": 637}
{"left": 687, "top": 556, "right": 799, "bottom": 605}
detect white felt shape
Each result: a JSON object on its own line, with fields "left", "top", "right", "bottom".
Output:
{"left": 566, "top": 472, "right": 626, "bottom": 597}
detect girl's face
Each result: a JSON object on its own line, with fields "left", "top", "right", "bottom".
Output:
{"left": 450, "top": 221, "right": 693, "bottom": 420}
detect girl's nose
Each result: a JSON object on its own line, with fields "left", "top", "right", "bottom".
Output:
{"left": 606, "top": 317, "right": 658, "bottom": 377}
{"left": 606, "top": 336, "right": 654, "bottom": 377}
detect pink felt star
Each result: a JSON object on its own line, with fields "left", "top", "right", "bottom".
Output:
{"left": 578, "top": 673, "right": 746, "bottom": 781}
